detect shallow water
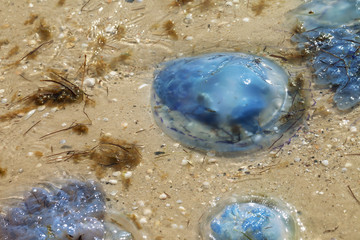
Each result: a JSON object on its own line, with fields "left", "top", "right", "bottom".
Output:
{"left": 1, "top": 0, "right": 360, "bottom": 239}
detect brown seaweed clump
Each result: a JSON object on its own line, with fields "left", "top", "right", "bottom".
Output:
{"left": 47, "top": 136, "right": 142, "bottom": 184}
{"left": 90, "top": 136, "right": 141, "bottom": 178}
{"left": 0, "top": 167, "right": 7, "bottom": 177}
{"left": 251, "top": 0, "right": 269, "bottom": 16}
{"left": 0, "top": 72, "right": 87, "bottom": 122}
{"left": 163, "top": 20, "right": 178, "bottom": 40}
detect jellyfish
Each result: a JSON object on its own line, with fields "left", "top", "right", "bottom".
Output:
{"left": 289, "top": 0, "right": 360, "bottom": 30}
{"left": 199, "top": 195, "right": 303, "bottom": 240}
{"left": 151, "top": 52, "right": 306, "bottom": 154}
{"left": 0, "top": 180, "right": 140, "bottom": 240}
{"left": 290, "top": 0, "right": 360, "bottom": 110}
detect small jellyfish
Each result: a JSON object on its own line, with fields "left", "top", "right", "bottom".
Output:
{"left": 199, "top": 195, "right": 303, "bottom": 240}
{"left": 0, "top": 179, "right": 141, "bottom": 240}
{"left": 290, "top": 0, "right": 360, "bottom": 110}
{"left": 289, "top": 0, "right": 360, "bottom": 30}
{"left": 151, "top": 53, "right": 305, "bottom": 154}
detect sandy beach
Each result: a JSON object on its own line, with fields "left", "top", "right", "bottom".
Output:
{"left": 0, "top": 0, "right": 359, "bottom": 239}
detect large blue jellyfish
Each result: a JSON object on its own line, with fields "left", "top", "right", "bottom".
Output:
{"left": 0, "top": 180, "right": 134, "bottom": 240}
{"left": 199, "top": 195, "right": 301, "bottom": 240}
{"left": 151, "top": 53, "right": 306, "bottom": 154}
{"left": 290, "top": 0, "right": 360, "bottom": 110}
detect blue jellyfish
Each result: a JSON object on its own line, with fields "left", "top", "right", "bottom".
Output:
{"left": 200, "top": 195, "right": 301, "bottom": 240}
{"left": 290, "top": 0, "right": 360, "bottom": 110}
{"left": 289, "top": 0, "right": 360, "bottom": 30}
{"left": 151, "top": 53, "right": 305, "bottom": 154}
{"left": 0, "top": 180, "right": 134, "bottom": 240}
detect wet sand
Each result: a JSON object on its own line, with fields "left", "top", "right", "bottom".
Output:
{"left": 0, "top": 0, "right": 359, "bottom": 239}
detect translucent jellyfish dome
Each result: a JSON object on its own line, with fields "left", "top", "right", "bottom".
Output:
{"left": 151, "top": 53, "right": 305, "bottom": 154}
{"left": 289, "top": 0, "right": 360, "bottom": 30}
{"left": 199, "top": 195, "right": 303, "bottom": 240}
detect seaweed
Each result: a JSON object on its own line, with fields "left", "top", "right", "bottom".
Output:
{"left": 91, "top": 136, "right": 141, "bottom": 178}
{"left": 0, "top": 167, "right": 7, "bottom": 177}
{"left": 163, "top": 20, "right": 178, "bottom": 40}
{"left": 0, "top": 69, "right": 89, "bottom": 122}
{"left": 40, "top": 123, "right": 89, "bottom": 140}
{"left": 251, "top": 0, "right": 269, "bottom": 16}
{"left": 46, "top": 136, "right": 141, "bottom": 181}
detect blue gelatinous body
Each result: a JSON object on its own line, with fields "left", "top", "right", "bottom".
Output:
{"left": 200, "top": 195, "right": 300, "bottom": 240}
{"left": 293, "top": 25, "right": 360, "bottom": 110}
{"left": 0, "top": 180, "right": 133, "bottom": 240}
{"left": 290, "top": 0, "right": 360, "bottom": 30}
{"left": 291, "top": 0, "right": 360, "bottom": 110}
{"left": 151, "top": 53, "right": 301, "bottom": 153}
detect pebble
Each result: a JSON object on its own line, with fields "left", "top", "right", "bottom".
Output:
{"left": 36, "top": 163, "right": 42, "bottom": 168}
{"left": 345, "top": 162, "right": 352, "bottom": 168}
{"left": 350, "top": 126, "right": 357, "bottom": 132}
{"left": 18, "top": 168, "right": 23, "bottom": 173}
{"left": 1, "top": 98, "right": 7, "bottom": 104}
{"left": 139, "top": 217, "right": 147, "bottom": 224}
{"left": 202, "top": 181, "right": 210, "bottom": 189}
{"left": 24, "top": 109, "right": 36, "bottom": 120}
{"left": 321, "top": 160, "right": 329, "bottom": 166}
{"left": 112, "top": 171, "right": 121, "bottom": 177}
{"left": 59, "top": 139, "right": 66, "bottom": 145}
{"left": 159, "top": 193, "right": 167, "bottom": 200}
{"left": 105, "top": 25, "right": 116, "bottom": 34}
{"left": 109, "top": 190, "right": 118, "bottom": 196}
{"left": 123, "top": 171, "right": 132, "bottom": 179}
{"left": 184, "top": 13, "right": 193, "bottom": 24}
{"left": 341, "top": 168, "right": 347, "bottom": 173}
{"left": 143, "top": 208, "right": 152, "bottom": 216}
{"left": 138, "top": 201, "right": 145, "bottom": 207}
{"left": 181, "top": 158, "right": 189, "bottom": 166}
{"left": 178, "top": 206, "right": 186, "bottom": 211}
{"left": 0, "top": 89, "right": 4, "bottom": 94}
{"left": 109, "top": 71, "right": 117, "bottom": 76}
{"left": 109, "top": 179, "right": 118, "bottom": 185}
{"left": 37, "top": 105, "right": 46, "bottom": 111}
{"left": 294, "top": 157, "right": 301, "bottom": 162}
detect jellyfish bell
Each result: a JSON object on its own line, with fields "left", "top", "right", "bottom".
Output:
{"left": 199, "top": 194, "right": 304, "bottom": 240}
{"left": 151, "top": 52, "right": 307, "bottom": 155}
{"left": 288, "top": 0, "right": 360, "bottom": 30}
